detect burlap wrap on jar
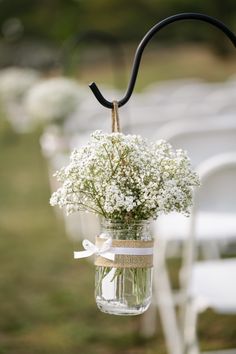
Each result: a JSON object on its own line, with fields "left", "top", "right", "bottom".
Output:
{"left": 94, "top": 237, "right": 154, "bottom": 268}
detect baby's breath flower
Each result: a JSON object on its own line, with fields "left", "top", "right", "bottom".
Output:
{"left": 24, "top": 77, "right": 85, "bottom": 124}
{"left": 50, "top": 130, "right": 200, "bottom": 221}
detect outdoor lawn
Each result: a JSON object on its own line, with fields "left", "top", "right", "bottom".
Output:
{"left": 0, "top": 47, "right": 236, "bottom": 354}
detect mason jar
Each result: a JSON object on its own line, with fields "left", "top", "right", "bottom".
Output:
{"left": 95, "top": 219, "right": 153, "bottom": 316}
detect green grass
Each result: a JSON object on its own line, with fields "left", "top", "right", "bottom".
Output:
{"left": 0, "top": 47, "right": 236, "bottom": 353}
{"left": 76, "top": 44, "right": 236, "bottom": 91}
{"left": 1, "top": 121, "right": 236, "bottom": 354}
{"left": 0, "top": 123, "right": 166, "bottom": 354}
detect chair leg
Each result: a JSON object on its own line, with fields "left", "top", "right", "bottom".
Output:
{"left": 183, "top": 298, "right": 200, "bottom": 354}
{"left": 154, "top": 236, "right": 184, "bottom": 354}
{"left": 179, "top": 215, "right": 197, "bottom": 334}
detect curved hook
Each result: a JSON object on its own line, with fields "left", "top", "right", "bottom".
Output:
{"left": 89, "top": 12, "right": 236, "bottom": 109}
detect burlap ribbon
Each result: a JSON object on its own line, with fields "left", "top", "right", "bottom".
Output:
{"left": 94, "top": 237, "right": 154, "bottom": 268}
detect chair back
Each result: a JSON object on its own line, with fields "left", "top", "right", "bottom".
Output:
{"left": 182, "top": 153, "right": 236, "bottom": 291}
{"left": 195, "top": 153, "right": 236, "bottom": 213}
{"left": 158, "top": 120, "right": 236, "bottom": 167}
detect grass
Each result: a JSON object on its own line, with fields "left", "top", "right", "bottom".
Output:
{"left": 0, "top": 46, "right": 236, "bottom": 353}
{"left": 0, "top": 122, "right": 166, "bottom": 354}
{"left": 75, "top": 44, "right": 236, "bottom": 91}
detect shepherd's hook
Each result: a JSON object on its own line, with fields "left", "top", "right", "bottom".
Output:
{"left": 89, "top": 12, "right": 236, "bottom": 109}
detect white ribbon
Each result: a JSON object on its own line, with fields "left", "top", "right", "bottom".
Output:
{"left": 74, "top": 238, "right": 153, "bottom": 261}
{"left": 74, "top": 238, "right": 115, "bottom": 261}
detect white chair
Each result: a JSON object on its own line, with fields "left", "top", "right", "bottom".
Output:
{"left": 143, "top": 78, "right": 207, "bottom": 104}
{"left": 127, "top": 79, "right": 235, "bottom": 139}
{"left": 153, "top": 153, "right": 236, "bottom": 354}
{"left": 182, "top": 153, "right": 236, "bottom": 354}
{"left": 153, "top": 121, "right": 236, "bottom": 257}
{"left": 184, "top": 259, "right": 236, "bottom": 354}
{"left": 157, "top": 119, "right": 236, "bottom": 166}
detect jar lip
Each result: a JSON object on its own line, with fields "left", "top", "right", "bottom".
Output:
{"left": 101, "top": 218, "right": 151, "bottom": 227}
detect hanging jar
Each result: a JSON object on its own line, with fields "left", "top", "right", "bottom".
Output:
{"left": 95, "top": 219, "right": 153, "bottom": 316}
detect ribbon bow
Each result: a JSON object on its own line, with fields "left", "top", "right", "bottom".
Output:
{"left": 74, "top": 238, "right": 115, "bottom": 261}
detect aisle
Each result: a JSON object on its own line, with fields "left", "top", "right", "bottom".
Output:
{"left": 0, "top": 127, "right": 163, "bottom": 354}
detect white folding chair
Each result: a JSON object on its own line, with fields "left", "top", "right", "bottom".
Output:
{"left": 127, "top": 78, "right": 235, "bottom": 140}
{"left": 143, "top": 78, "right": 207, "bottom": 104}
{"left": 152, "top": 153, "right": 236, "bottom": 354}
{"left": 157, "top": 120, "right": 236, "bottom": 166}
{"left": 138, "top": 109, "right": 236, "bottom": 343}
{"left": 153, "top": 121, "right": 236, "bottom": 258}
{"left": 182, "top": 153, "right": 236, "bottom": 354}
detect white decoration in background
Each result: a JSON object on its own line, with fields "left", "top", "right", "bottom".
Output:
{"left": 24, "top": 77, "right": 86, "bottom": 125}
{"left": 0, "top": 67, "right": 39, "bottom": 102}
{"left": 0, "top": 67, "right": 40, "bottom": 132}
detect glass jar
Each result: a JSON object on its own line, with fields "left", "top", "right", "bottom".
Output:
{"left": 95, "top": 219, "right": 153, "bottom": 316}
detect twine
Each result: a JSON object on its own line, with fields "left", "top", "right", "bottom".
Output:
{"left": 111, "top": 101, "right": 120, "bottom": 133}
{"left": 94, "top": 237, "right": 154, "bottom": 268}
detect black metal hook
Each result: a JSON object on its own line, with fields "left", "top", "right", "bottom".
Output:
{"left": 89, "top": 13, "right": 236, "bottom": 109}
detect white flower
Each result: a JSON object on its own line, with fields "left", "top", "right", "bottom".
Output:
{"left": 50, "top": 130, "right": 200, "bottom": 221}
{"left": 24, "top": 77, "right": 85, "bottom": 123}
{"left": 0, "top": 67, "right": 39, "bottom": 102}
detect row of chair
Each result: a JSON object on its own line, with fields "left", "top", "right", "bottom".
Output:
{"left": 4, "top": 75, "right": 233, "bottom": 354}
{"left": 150, "top": 152, "right": 236, "bottom": 354}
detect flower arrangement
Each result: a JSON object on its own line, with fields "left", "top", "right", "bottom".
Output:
{"left": 0, "top": 67, "right": 39, "bottom": 102}
{"left": 50, "top": 130, "right": 200, "bottom": 220}
{"left": 24, "top": 77, "right": 85, "bottom": 125}
{"left": 50, "top": 129, "right": 200, "bottom": 315}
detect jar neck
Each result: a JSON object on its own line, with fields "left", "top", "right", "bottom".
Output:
{"left": 100, "top": 218, "right": 151, "bottom": 241}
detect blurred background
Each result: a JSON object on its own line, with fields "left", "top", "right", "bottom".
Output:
{"left": 0, "top": 1, "right": 236, "bottom": 354}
